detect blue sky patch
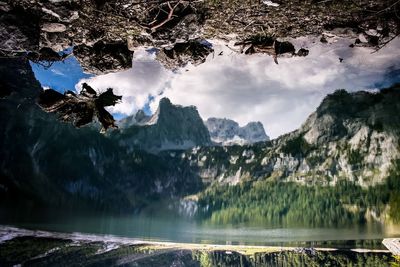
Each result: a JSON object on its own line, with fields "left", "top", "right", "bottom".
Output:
{"left": 30, "top": 54, "right": 93, "bottom": 93}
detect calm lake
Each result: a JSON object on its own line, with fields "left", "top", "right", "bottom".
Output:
{"left": 1, "top": 207, "right": 399, "bottom": 248}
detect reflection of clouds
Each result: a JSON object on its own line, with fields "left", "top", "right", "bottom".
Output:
{"left": 151, "top": 37, "right": 400, "bottom": 138}
{"left": 76, "top": 49, "right": 171, "bottom": 115}
{"left": 80, "top": 37, "right": 400, "bottom": 139}
{"left": 51, "top": 69, "right": 66, "bottom": 76}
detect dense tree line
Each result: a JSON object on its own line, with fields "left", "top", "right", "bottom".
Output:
{"left": 197, "top": 161, "right": 400, "bottom": 227}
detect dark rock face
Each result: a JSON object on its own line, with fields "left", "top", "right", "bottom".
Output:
{"left": 0, "top": 57, "right": 42, "bottom": 98}
{"left": 235, "top": 37, "right": 303, "bottom": 63}
{"left": 74, "top": 41, "right": 133, "bottom": 74}
{"left": 1, "top": 0, "right": 399, "bottom": 73}
{"left": 115, "top": 97, "right": 212, "bottom": 152}
{"left": 0, "top": 3, "right": 40, "bottom": 54}
{"left": 297, "top": 48, "right": 309, "bottom": 57}
{"left": 156, "top": 41, "right": 213, "bottom": 69}
{"left": 0, "top": 83, "right": 11, "bottom": 98}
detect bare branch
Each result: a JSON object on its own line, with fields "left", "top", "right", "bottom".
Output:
{"left": 150, "top": 0, "right": 182, "bottom": 32}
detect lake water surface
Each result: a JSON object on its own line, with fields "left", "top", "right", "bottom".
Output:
{"left": 1, "top": 208, "right": 399, "bottom": 248}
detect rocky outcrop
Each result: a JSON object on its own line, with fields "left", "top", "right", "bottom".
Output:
{"left": 1, "top": 0, "right": 399, "bottom": 72}
{"left": 156, "top": 40, "right": 213, "bottom": 70}
{"left": 205, "top": 117, "right": 269, "bottom": 145}
{"left": 114, "top": 98, "right": 212, "bottom": 152}
{"left": 117, "top": 109, "right": 150, "bottom": 128}
{"left": 73, "top": 41, "right": 133, "bottom": 75}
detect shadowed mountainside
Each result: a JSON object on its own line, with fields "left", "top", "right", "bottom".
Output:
{"left": 0, "top": 58, "right": 202, "bottom": 212}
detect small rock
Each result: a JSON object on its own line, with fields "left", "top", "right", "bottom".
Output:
{"left": 358, "top": 34, "right": 368, "bottom": 43}
{"left": 127, "top": 38, "right": 136, "bottom": 52}
{"left": 274, "top": 40, "right": 295, "bottom": 55}
{"left": 368, "top": 35, "right": 379, "bottom": 46}
{"left": 366, "top": 29, "right": 379, "bottom": 36}
{"left": 41, "top": 23, "right": 67, "bottom": 33}
{"left": 262, "top": 0, "right": 279, "bottom": 7}
{"left": 156, "top": 40, "right": 213, "bottom": 70}
{"left": 297, "top": 48, "right": 309, "bottom": 57}
{"left": 67, "top": 11, "right": 79, "bottom": 22}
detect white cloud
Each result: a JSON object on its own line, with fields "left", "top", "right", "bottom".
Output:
{"left": 77, "top": 37, "right": 400, "bottom": 139}
{"left": 51, "top": 69, "right": 66, "bottom": 76}
{"left": 150, "top": 37, "right": 400, "bottom": 138}
{"left": 76, "top": 49, "right": 171, "bottom": 115}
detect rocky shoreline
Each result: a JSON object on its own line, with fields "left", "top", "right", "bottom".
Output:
{"left": 1, "top": 0, "right": 399, "bottom": 73}
{"left": 0, "top": 226, "right": 396, "bottom": 266}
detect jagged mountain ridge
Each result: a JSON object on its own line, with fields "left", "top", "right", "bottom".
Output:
{"left": 117, "top": 110, "right": 151, "bottom": 127}
{"left": 179, "top": 87, "right": 400, "bottom": 187}
{"left": 118, "top": 109, "right": 270, "bottom": 150}
{"left": 114, "top": 98, "right": 212, "bottom": 152}
{"left": 1, "top": 58, "right": 399, "bottom": 213}
{"left": 205, "top": 117, "right": 269, "bottom": 145}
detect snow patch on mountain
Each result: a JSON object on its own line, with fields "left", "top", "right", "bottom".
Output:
{"left": 205, "top": 118, "right": 269, "bottom": 145}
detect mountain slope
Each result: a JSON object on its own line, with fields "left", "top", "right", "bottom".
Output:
{"left": 190, "top": 87, "right": 400, "bottom": 226}
{"left": 181, "top": 86, "right": 400, "bottom": 187}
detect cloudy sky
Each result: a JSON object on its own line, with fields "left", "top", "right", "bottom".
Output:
{"left": 33, "top": 36, "right": 400, "bottom": 139}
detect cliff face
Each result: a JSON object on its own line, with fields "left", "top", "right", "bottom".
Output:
{"left": 205, "top": 118, "right": 269, "bottom": 145}
{"left": 115, "top": 98, "right": 212, "bottom": 152}
{"left": 296, "top": 89, "right": 400, "bottom": 185}
{"left": 180, "top": 87, "right": 400, "bottom": 187}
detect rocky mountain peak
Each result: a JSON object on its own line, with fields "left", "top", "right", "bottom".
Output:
{"left": 134, "top": 109, "right": 149, "bottom": 123}
{"left": 205, "top": 117, "right": 269, "bottom": 145}
{"left": 115, "top": 98, "right": 211, "bottom": 152}
{"left": 302, "top": 87, "right": 400, "bottom": 145}
{"left": 159, "top": 97, "right": 173, "bottom": 107}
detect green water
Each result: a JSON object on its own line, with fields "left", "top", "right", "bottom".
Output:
{"left": 1, "top": 208, "right": 399, "bottom": 248}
